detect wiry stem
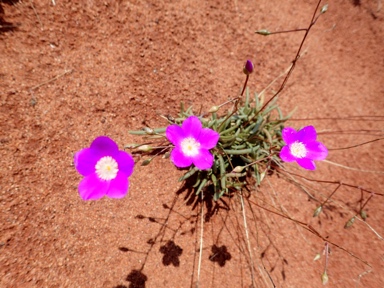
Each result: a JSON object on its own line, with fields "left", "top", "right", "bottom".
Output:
{"left": 239, "top": 192, "right": 256, "bottom": 287}
{"left": 196, "top": 191, "right": 204, "bottom": 288}
{"left": 259, "top": 0, "right": 323, "bottom": 113}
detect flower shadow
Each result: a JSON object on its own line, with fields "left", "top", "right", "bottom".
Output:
{"left": 159, "top": 240, "right": 183, "bottom": 267}
{"left": 209, "top": 244, "right": 232, "bottom": 267}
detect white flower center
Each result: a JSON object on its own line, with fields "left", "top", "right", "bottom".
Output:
{"left": 95, "top": 156, "right": 119, "bottom": 180}
{"left": 180, "top": 137, "right": 200, "bottom": 157}
{"left": 290, "top": 141, "right": 307, "bottom": 158}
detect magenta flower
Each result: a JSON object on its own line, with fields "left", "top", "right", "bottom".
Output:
{"left": 280, "top": 126, "right": 328, "bottom": 170}
{"left": 166, "top": 116, "right": 220, "bottom": 170}
{"left": 74, "top": 136, "right": 135, "bottom": 200}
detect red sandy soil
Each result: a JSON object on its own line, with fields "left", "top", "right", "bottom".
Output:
{"left": 1, "top": 0, "right": 383, "bottom": 287}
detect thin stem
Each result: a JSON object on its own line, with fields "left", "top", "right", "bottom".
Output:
{"left": 279, "top": 170, "right": 384, "bottom": 197}
{"left": 258, "top": 0, "right": 323, "bottom": 113}
{"left": 324, "top": 242, "right": 329, "bottom": 273}
{"left": 239, "top": 192, "right": 256, "bottom": 287}
{"left": 267, "top": 28, "right": 308, "bottom": 34}
{"left": 320, "top": 182, "right": 342, "bottom": 207}
{"left": 196, "top": 191, "right": 204, "bottom": 288}
{"left": 240, "top": 75, "right": 249, "bottom": 97}
{"left": 328, "top": 137, "right": 384, "bottom": 151}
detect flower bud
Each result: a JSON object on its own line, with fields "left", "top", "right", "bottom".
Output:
{"left": 141, "top": 159, "right": 152, "bottom": 166}
{"left": 243, "top": 60, "right": 254, "bottom": 75}
{"left": 313, "top": 205, "right": 323, "bottom": 217}
{"left": 163, "top": 152, "right": 170, "bottom": 159}
{"left": 344, "top": 216, "right": 355, "bottom": 228}
{"left": 320, "top": 4, "right": 328, "bottom": 14}
{"left": 138, "top": 145, "right": 153, "bottom": 152}
{"left": 232, "top": 166, "right": 244, "bottom": 173}
{"left": 208, "top": 106, "right": 219, "bottom": 113}
{"left": 360, "top": 210, "right": 367, "bottom": 220}
{"left": 321, "top": 271, "right": 329, "bottom": 285}
{"left": 255, "top": 29, "right": 271, "bottom": 36}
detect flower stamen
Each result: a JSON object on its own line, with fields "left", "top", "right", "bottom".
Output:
{"left": 290, "top": 141, "right": 307, "bottom": 158}
{"left": 95, "top": 156, "right": 119, "bottom": 180}
{"left": 180, "top": 137, "right": 200, "bottom": 157}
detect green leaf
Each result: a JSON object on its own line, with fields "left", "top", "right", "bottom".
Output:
{"left": 195, "top": 178, "right": 208, "bottom": 195}
{"left": 179, "top": 167, "right": 198, "bottom": 182}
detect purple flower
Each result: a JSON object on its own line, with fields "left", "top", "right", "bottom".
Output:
{"left": 166, "top": 116, "right": 220, "bottom": 170}
{"left": 74, "top": 136, "right": 135, "bottom": 200}
{"left": 243, "top": 59, "right": 254, "bottom": 75}
{"left": 280, "top": 126, "right": 328, "bottom": 170}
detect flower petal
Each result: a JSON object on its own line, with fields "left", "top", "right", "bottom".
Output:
{"left": 166, "top": 124, "right": 184, "bottom": 146}
{"left": 280, "top": 145, "right": 296, "bottom": 162}
{"left": 74, "top": 148, "right": 99, "bottom": 176}
{"left": 78, "top": 173, "right": 109, "bottom": 200}
{"left": 182, "top": 116, "right": 202, "bottom": 139}
{"left": 297, "top": 126, "right": 317, "bottom": 143}
{"left": 90, "top": 136, "right": 120, "bottom": 158}
{"left": 170, "top": 147, "right": 193, "bottom": 168}
{"left": 305, "top": 141, "right": 328, "bottom": 160}
{"left": 296, "top": 158, "right": 316, "bottom": 170}
{"left": 193, "top": 149, "right": 214, "bottom": 170}
{"left": 282, "top": 127, "right": 298, "bottom": 145}
{"left": 116, "top": 150, "right": 135, "bottom": 177}
{"left": 199, "top": 128, "right": 220, "bottom": 149}
{"left": 106, "top": 172, "right": 129, "bottom": 199}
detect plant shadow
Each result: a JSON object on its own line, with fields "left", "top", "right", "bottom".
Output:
{"left": 0, "top": 0, "right": 20, "bottom": 34}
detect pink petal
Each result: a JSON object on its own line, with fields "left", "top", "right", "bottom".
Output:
{"left": 280, "top": 145, "right": 296, "bottom": 162}
{"left": 166, "top": 124, "right": 184, "bottom": 146}
{"left": 199, "top": 128, "right": 220, "bottom": 149}
{"left": 74, "top": 148, "right": 99, "bottom": 176}
{"left": 182, "top": 116, "right": 202, "bottom": 139}
{"left": 116, "top": 150, "right": 135, "bottom": 177}
{"left": 170, "top": 147, "right": 193, "bottom": 168}
{"left": 193, "top": 149, "right": 214, "bottom": 170}
{"left": 305, "top": 142, "right": 328, "bottom": 160}
{"left": 78, "top": 173, "right": 109, "bottom": 200}
{"left": 106, "top": 172, "right": 129, "bottom": 199}
{"left": 282, "top": 127, "right": 298, "bottom": 145}
{"left": 296, "top": 158, "right": 316, "bottom": 170}
{"left": 297, "top": 126, "right": 317, "bottom": 143}
{"left": 90, "top": 136, "right": 119, "bottom": 157}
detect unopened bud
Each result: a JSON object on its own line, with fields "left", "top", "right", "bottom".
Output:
{"left": 320, "top": 4, "right": 328, "bottom": 14}
{"left": 138, "top": 145, "right": 153, "bottom": 152}
{"left": 163, "top": 152, "right": 170, "bottom": 159}
{"left": 243, "top": 60, "right": 254, "bottom": 75}
{"left": 208, "top": 106, "right": 219, "bottom": 113}
{"left": 344, "top": 216, "right": 355, "bottom": 228}
{"left": 232, "top": 166, "right": 244, "bottom": 173}
{"left": 141, "top": 159, "right": 152, "bottom": 166}
{"left": 360, "top": 210, "right": 367, "bottom": 220}
{"left": 313, "top": 253, "right": 321, "bottom": 261}
{"left": 255, "top": 29, "right": 271, "bottom": 36}
{"left": 313, "top": 205, "right": 323, "bottom": 217}
{"left": 259, "top": 171, "right": 266, "bottom": 182}
{"left": 321, "top": 271, "right": 329, "bottom": 285}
